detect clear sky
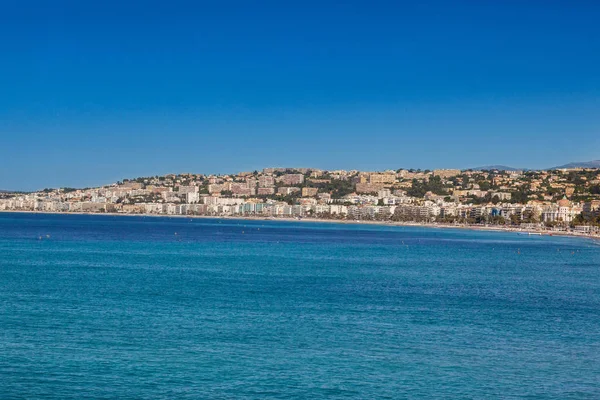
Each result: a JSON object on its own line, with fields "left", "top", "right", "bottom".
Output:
{"left": 1, "top": 1, "right": 599, "bottom": 191}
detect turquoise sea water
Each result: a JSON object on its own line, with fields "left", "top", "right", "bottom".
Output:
{"left": 1, "top": 213, "right": 599, "bottom": 399}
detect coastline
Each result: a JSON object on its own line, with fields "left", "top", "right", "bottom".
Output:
{"left": 2, "top": 209, "right": 599, "bottom": 243}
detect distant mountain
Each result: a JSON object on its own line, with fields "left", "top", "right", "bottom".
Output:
{"left": 0, "top": 189, "right": 27, "bottom": 194}
{"left": 551, "top": 160, "right": 600, "bottom": 169}
{"left": 468, "top": 165, "right": 524, "bottom": 171}
{"left": 469, "top": 160, "right": 600, "bottom": 171}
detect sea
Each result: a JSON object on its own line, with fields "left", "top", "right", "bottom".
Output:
{"left": 1, "top": 212, "right": 599, "bottom": 399}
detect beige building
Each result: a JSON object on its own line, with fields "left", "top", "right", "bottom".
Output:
{"left": 356, "top": 183, "right": 384, "bottom": 193}
{"left": 277, "top": 187, "right": 301, "bottom": 195}
{"left": 278, "top": 174, "right": 304, "bottom": 185}
{"left": 257, "top": 187, "right": 275, "bottom": 195}
{"left": 177, "top": 185, "right": 199, "bottom": 194}
{"left": 369, "top": 173, "right": 396, "bottom": 185}
{"left": 258, "top": 175, "right": 275, "bottom": 187}
{"left": 302, "top": 187, "right": 318, "bottom": 197}
{"left": 433, "top": 169, "right": 461, "bottom": 179}
{"left": 208, "top": 184, "right": 224, "bottom": 194}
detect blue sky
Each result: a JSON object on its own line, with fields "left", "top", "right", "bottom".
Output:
{"left": 1, "top": 0, "right": 599, "bottom": 191}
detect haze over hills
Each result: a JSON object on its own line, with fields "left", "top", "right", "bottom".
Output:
{"left": 0, "top": 189, "right": 31, "bottom": 194}
{"left": 469, "top": 165, "right": 525, "bottom": 172}
{"left": 552, "top": 160, "right": 600, "bottom": 169}
{"left": 469, "top": 160, "right": 600, "bottom": 171}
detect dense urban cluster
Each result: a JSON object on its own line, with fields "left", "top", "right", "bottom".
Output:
{"left": 2, "top": 167, "right": 600, "bottom": 234}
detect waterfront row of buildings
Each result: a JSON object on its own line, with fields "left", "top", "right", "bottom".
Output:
{"left": 2, "top": 192, "right": 598, "bottom": 226}
{"left": 2, "top": 167, "right": 599, "bottom": 230}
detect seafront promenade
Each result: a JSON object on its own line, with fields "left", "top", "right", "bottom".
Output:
{"left": 2, "top": 210, "right": 598, "bottom": 242}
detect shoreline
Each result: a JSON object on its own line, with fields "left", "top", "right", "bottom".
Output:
{"left": 2, "top": 209, "right": 599, "bottom": 243}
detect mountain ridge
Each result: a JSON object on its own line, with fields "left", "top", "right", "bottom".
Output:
{"left": 468, "top": 165, "right": 525, "bottom": 171}
{"left": 551, "top": 160, "right": 600, "bottom": 169}
{"left": 469, "top": 160, "right": 600, "bottom": 171}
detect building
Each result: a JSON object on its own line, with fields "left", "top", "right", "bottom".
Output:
{"left": 583, "top": 200, "right": 600, "bottom": 219}
{"left": 302, "top": 187, "right": 318, "bottom": 197}
{"left": 258, "top": 175, "right": 275, "bottom": 187}
{"left": 231, "top": 183, "right": 255, "bottom": 196}
{"left": 177, "top": 185, "right": 199, "bottom": 194}
{"left": 150, "top": 187, "right": 172, "bottom": 194}
{"left": 186, "top": 192, "right": 200, "bottom": 203}
{"left": 257, "top": 187, "right": 275, "bottom": 196}
{"left": 119, "top": 182, "right": 143, "bottom": 190}
{"left": 542, "top": 197, "right": 580, "bottom": 224}
{"left": 368, "top": 173, "right": 396, "bottom": 185}
{"left": 356, "top": 183, "right": 384, "bottom": 194}
{"left": 433, "top": 169, "right": 461, "bottom": 179}
{"left": 208, "top": 184, "right": 224, "bottom": 194}
{"left": 277, "top": 174, "right": 304, "bottom": 185}
{"left": 393, "top": 204, "right": 439, "bottom": 221}
{"left": 277, "top": 187, "right": 301, "bottom": 195}
{"left": 318, "top": 193, "right": 332, "bottom": 202}
{"left": 377, "top": 189, "right": 392, "bottom": 198}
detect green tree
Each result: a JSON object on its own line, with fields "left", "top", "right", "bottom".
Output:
{"left": 509, "top": 214, "right": 521, "bottom": 225}
{"left": 522, "top": 210, "right": 538, "bottom": 223}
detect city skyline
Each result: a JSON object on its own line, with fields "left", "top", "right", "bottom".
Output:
{"left": 2, "top": 1, "right": 599, "bottom": 191}
{"left": 3, "top": 166, "right": 599, "bottom": 235}
{"left": 2, "top": 159, "right": 599, "bottom": 192}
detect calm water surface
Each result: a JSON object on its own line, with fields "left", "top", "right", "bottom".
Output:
{"left": 1, "top": 213, "right": 599, "bottom": 399}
